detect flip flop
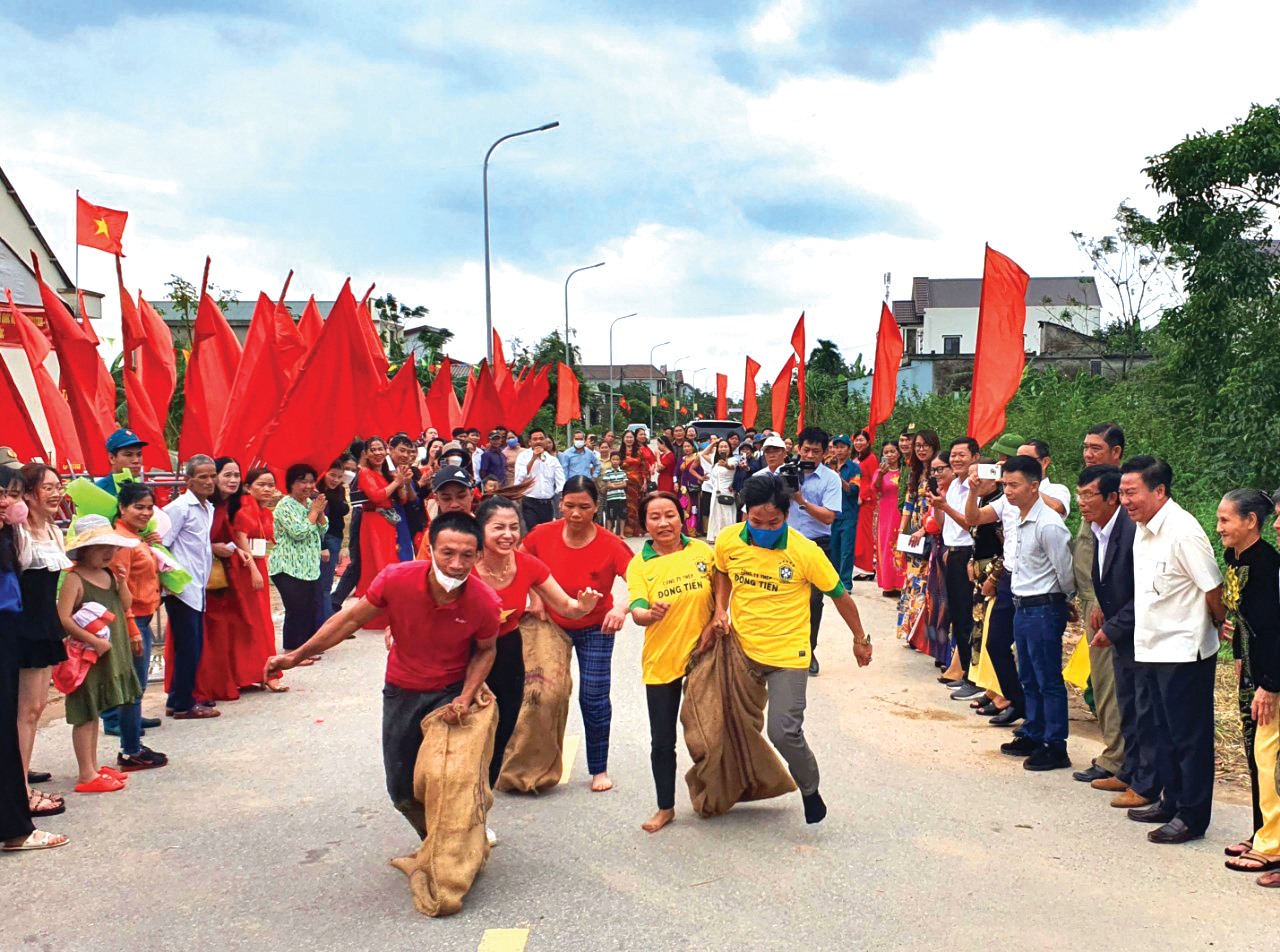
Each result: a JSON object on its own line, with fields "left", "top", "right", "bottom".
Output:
{"left": 3, "top": 830, "right": 69, "bottom": 852}
{"left": 1259, "top": 871, "right": 1280, "bottom": 888}
{"left": 74, "top": 774, "right": 124, "bottom": 793}
{"left": 1225, "top": 850, "right": 1280, "bottom": 873}
{"left": 1225, "top": 839, "right": 1253, "bottom": 857}
{"left": 98, "top": 765, "right": 129, "bottom": 783}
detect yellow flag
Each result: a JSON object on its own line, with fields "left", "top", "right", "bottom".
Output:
{"left": 1062, "top": 633, "right": 1092, "bottom": 689}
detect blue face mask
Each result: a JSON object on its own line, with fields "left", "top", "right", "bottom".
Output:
{"left": 699, "top": 440, "right": 711, "bottom": 451}
{"left": 506, "top": 438, "right": 519, "bottom": 448}
{"left": 747, "top": 522, "right": 787, "bottom": 547}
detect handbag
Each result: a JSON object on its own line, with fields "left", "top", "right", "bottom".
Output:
{"left": 716, "top": 494, "right": 736, "bottom": 506}
{"left": 207, "top": 557, "right": 229, "bottom": 591}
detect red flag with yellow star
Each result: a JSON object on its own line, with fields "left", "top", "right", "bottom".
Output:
{"left": 76, "top": 195, "right": 128, "bottom": 255}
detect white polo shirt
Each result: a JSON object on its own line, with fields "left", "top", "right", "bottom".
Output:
{"left": 942, "top": 479, "right": 972, "bottom": 547}
{"left": 1040, "top": 477, "right": 1072, "bottom": 516}
{"left": 1132, "top": 499, "right": 1223, "bottom": 662}
{"left": 986, "top": 495, "right": 1021, "bottom": 570}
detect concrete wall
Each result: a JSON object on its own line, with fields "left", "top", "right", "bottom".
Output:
{"left": 918, "top": 303, "right": 1100, "bottom": 355}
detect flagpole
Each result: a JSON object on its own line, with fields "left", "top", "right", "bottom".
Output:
{"left": 74, "top": 189, "right": 80, "bottom": 319}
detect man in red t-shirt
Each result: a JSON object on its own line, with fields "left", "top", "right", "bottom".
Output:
{"left": 267, "top": 512, "right": 500, "bottom": 838}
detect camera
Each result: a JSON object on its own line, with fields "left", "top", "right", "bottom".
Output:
{"left": 776, "top": 454, "right": 817, "bottom": 494}
{"left": 976, "top": 463, "right": 1002, "bottom": 480}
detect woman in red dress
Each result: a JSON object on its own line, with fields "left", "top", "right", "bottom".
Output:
{"left": 354, "top": 437, "right": 404, "bottom": 596}
{"left": 852, "top": 431, "right": 879, "bottom": 580}
{"left": 229, "top": 468, "right": 286, "bottom": 685}
{"left": 655, "top": 436, "right": 677, "bottom": 494}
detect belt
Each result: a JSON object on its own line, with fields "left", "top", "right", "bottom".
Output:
{"left": 944, "top": 544, "right": 974, "bottom": 553}
{"left": 1012, "top": 593, "right": 1066, "bottom": 608}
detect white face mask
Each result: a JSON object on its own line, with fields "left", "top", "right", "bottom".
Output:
{"left": 574, "top": 439, "right": 585, "bottom": 449}
{"left": 342, "top": 470, "right": 356, "bottom": 486}
{"left": 432, "top": 562, "right": 466, "bottom": 592}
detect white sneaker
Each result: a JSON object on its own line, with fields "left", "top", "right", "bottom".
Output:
{"left": 485, "top": 826, "right": 498, "bottom": 847}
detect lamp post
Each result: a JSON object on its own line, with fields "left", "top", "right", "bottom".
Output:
{"left": 562, "top": 261, "right": 605, "bottom": 442}
{"left": 608, "top": 312, "right": 638, "bottom": 433}
{"left": 691, "top": 368, "right": 706, "bottom": 420}
{"left": 483, "top": 120, "right": 560, "bottom": 364}
{"left": 670, "top": 355, "right": 690, "bottom": 426}
{"left": 648, "top": 341, "right": 670, "bottom": 432}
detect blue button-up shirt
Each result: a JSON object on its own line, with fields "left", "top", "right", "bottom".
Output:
{"left": 162, "top": 490, "right": 214, "bottom": 612}
{"left": 836, "top": 459, "right": 861, "bottom": 523}
{"left": 559, "top": 447, "right": 601, "bottom": 481}
{"left": 788, "top": 464, "right": 844, "bottom": 541}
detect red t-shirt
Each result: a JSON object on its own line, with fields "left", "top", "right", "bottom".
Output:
{"left": 366, "top": 561, "right": 501, "bottom": 691}
{"left": 522, "top": 521, "right": 633, "bottom": 630}
{"left": 473, "top": 551, "right": 551, "bottom": 636}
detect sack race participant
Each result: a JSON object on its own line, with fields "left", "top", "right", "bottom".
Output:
{"left": 266, "top": 512, "right": 500, "bottom": 847}
{"left": 390, "top": 686, "right": 499, "bottom": 917}
{"left": 495, "top": 616, "right": 575, "bottom": 793}
{"left": 706, "top": 473, "right": 873, "bottom": 824}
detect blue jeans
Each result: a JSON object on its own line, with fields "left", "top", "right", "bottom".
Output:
{"left": 1013, "top": 600, "right": 1069, "bottom": 748}
{"left": 568, "top": 625, "right": 615, "bottom": 775}
{"left": 114, "top": 615, "right": 153, "bottom": 755}
{"left": 315, "top": 534, "right": 342, "bottom": 629}
{"left": 829, "top": 513, "right": 858, "bottom": 589}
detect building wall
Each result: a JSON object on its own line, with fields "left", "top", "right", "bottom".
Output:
{"left": 847, "top": 361, "right": 934, "bottom": 401}
{"left": 918, "top": 304, "right": 1100, "bottom": 355}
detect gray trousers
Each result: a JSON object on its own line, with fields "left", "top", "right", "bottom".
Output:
{"left": 1083, "top": 595, "right": 1125, "bottom": 775}
{"left": 750, "top": 662, "right": 819, "bottom": 796}
{"left": 382, "top": 680, "right": 463, "bottom": 838}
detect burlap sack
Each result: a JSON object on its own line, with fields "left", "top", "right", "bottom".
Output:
{"left": 680, "top": 630, "right": 797, "bottom": 817}
{"left": 389, "top": 687, "right": 498, "bottom": 918}
{"left": 495, "top": 615, "right": 574, "bottom": 793}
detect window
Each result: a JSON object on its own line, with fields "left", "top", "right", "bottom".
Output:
{"left": 1089, "top": 359, "right": 1103, "bottom": 376}
{"left": 943, "top": 335, "right": 961, "bottom": 356}
{"left": 905, "top": 328, "right": 918, "bottom": 356}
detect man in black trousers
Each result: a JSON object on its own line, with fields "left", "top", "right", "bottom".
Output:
{"left": 1078, "top": 464, "right": 1159, "bottom": 809}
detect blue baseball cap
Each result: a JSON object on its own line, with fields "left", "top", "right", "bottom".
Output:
{"left": 832, "top": 434, "right": 852, "bottom": 446}
{"left": 105, "top": 428, "right": 147, "bottom": 454}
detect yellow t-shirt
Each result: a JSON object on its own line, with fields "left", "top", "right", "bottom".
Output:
{"left": 626, "top": 537, "right": 714, "bottom": 684}
{"left": 712, "top": 525, "right": 844, "bottom": 668}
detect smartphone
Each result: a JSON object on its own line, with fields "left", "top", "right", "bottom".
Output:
{"left": 926, "top": 475, "right": 939, "bottom": 495}
{"left": 976, "top": 464, "right": 1002, "bottom": 480}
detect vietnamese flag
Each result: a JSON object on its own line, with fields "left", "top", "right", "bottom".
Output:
{"left": 867, "top": 302, "right": 905, "bottom": 444}
{"left": 658, "top": 396, "right": 668, "bottom": 409}
{"left": 742, "top": 356, "right": 761, "bottom": 429}
{"left": 297, "top": 296, "right": 323, "bottom": 349}
{"left": 678, "top": 406, "right": 688, "bottom": 417}
{"left": 790, "top": 312, "right": 806, "bottom": 433}
{"left": 555, "top": 362, "right": 580, "bottom": 425}
{"left": 76, "top": 195, "right": 128, "bottom": 255}
{"left": 968, "top": 245, "right": 1030, "bottom": 446}
{"left": 180, "top": 284, "right": 242, "bottom": 461}
{"left": 619, "top": 395, "right": 630, "bottom": 413}
{"left": 715, "top": 373, "right": 728, "bottom": 419}
{"left": 770, "top": 354, "right": 795, "bottom": 435}
{"left": 5, "top": 290, "right": 84, "bottom": 468}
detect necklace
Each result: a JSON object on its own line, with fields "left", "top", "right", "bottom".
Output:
{"left": 479, "top": 553, "right": 516, "bottom": 586}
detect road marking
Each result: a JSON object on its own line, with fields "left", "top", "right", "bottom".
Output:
{"left": 478, "top": 928, "right": 529, "bottom": 951}
{"left": 559, "top": 734, "right": 580, "bottom": 785}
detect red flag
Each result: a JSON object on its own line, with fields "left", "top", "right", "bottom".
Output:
{"left": 5, "top": 290, "right": 84, "bottom": 468}
{"left": 507, "top": 365, "right": 549, "bottom": 435}
{"left": 790, "top": 312, "right": 806, "bottom": 433}
{"left": 274, "top": 300, "right": 307, "bottom": 383}
{"left": 180, "top": 286, "right": 242, "bottom": 461}
{"left": 116, "top": 268, "right": 170, "bottom": 470}
{"left": 492, "top": 330, "right": 517, "bottom": 418}
{"left": 461, "top": 363, "right": 507, "bottom": 435}
{"left": 0, "top": 345, "right": 49, "bottom": 463}
{"left": 356, "top": 298, "right": 390, "bottom": 379}
{"left": 31, "top": 259, "right": 114, "bottom": 471}
{"left": 742, "top": 356, "right": 761, "bottom": 430}
{"left": 770, "top": 355, "right": 795, "bottom": 435}
{"left": 555, "top": 362, "right": 580, "bottom": 426}
{"left": 255, "top": 280, "right": 388, "bottom": 473}
{"left": 424, "top": 357, "right": 463, "bottom": 436}
{"left": 658, "top": 396, "right": 669, "bottom": 409}
{"left": 218, "top": 292, "right": 306, "bottom": 462}
{"left": 968, "top": 245, "right": 1030, "bottom": 446}
{"left": 715, "top": 373, "right": 728, "bottom": 419}
{"left": 372, "top": 355, "right": 429, "bottom": 437}
{"left": 76, "top": 289, "right": 116, "bottom": 424}
{"left": 619, "top": 396, "right": 630, "bottom": 412}
{"left": 135, "top": 295, "right": 177, "bottom": 427}
{"left": 297, "top": 296, "right": 323, "bottom": 348}
{"left": 867, "top": 302, "right": 905, "bottom": 444}
{"left": 75, "top": 195, "right": 128, "bottom": 255}
{"left": 679, "top": 406, "right": 688, "bottom": 417}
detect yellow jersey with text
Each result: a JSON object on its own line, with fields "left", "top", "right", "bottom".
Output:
{"left": 626, "top": 537, "right": 715, "bottom": 684}
{"left": 712, "top": 525, "right": 844, "bottom": 668}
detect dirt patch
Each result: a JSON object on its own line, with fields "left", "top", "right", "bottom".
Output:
{"left": 872, "top": 695, "right": 965, "bottom": 723}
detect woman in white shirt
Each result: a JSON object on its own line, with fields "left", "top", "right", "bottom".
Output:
{"left": 704, "top": 440, "right": 739, "bottom": 544}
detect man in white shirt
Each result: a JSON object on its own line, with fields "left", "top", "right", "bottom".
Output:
{"left": 514, "top": 428, "right": 564, "bottom": 530}
{"left": 1120, "top": 455, "right": 1225, "bottom": 845}
{"left": 928, "top": 437, "right": 979, "bottom": 695}
{"left": 1019, "top": 439, "right": 1070, "bottom": 517}
{"left": 997, "top": 455, "right": 1077, "bottom": 772}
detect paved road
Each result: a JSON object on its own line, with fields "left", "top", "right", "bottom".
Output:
{"left": 6, "top": 563, "right": 1269, "bottom": 950}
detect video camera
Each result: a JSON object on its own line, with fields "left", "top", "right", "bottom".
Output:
{"left": 775, "top": 454, "right": 817, "bottom": 494}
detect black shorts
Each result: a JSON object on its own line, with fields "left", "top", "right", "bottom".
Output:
{"left": 606, "top": 499, "right": 627, "bottom": 521}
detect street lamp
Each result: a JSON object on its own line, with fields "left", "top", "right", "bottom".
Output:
{"left": 691, "top": 368, "right": 706, "bottom": 419}
{"left": 648, "top": 341, "right": 670, "bottom": 432}
{"left": 608, "top": 312, "right": 638, "bottom": 432}
{"left": 670, "top": 356, "right": 690, "bottom": 425}
{"left": 483, "top": 120, "right": 560, "bottom": 364}
{"left": 563, "top": 261, "right": 605, "bottom": 440}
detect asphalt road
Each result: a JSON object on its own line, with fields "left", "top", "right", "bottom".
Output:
{"left": 5, "top": 563, "right": 1270, "bottom": 951}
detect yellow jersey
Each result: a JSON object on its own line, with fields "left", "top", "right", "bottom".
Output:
{"left": 626, "top": 537, "right": 715, "bottom": 684}
{"left": 712, "top": 524, "right": 843, "bottom": 668}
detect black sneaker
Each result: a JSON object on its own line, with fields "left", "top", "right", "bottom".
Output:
{"left": 802, "top": 789, "right": 827, "bottom": 824}
{"left": 1023, "top": 746, "right": 1071, "bottom": 772}
{"left": 118, "top": 747, "right": 169, "bottom": 771}
{"left": 1000, "top": 736, "right": 1041, "bottom": 757}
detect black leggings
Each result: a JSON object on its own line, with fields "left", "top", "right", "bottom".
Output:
{"left": 488, "top": 628, "right": 526, "bottom": 788}
{"left": 272, "top": 573, "right": 318, "bottom": 652}
{"left": 646, "top": 678, "right": 684, "bottom": 810}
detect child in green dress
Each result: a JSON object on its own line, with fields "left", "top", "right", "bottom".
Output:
{"left": 57, "top": 515, "right": 143, "bottom": 793}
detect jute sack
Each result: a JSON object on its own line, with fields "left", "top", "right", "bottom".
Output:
{"left": 680, "top": 629, "right": 797, "bottom": 817}
{"left": 495, "top": 615, "right": 574, "bottom": 793}
{"left": 389, "top": 687, "right": 498, "bottom": 918}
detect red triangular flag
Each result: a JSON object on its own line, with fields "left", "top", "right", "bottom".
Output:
{"left": 356, "top": 298, "right": 390, "bottom": 380}
{"left": 75, "top": 288, "right": 116, "bottom": 424}
{"left": 372, "top": 355, "right": 428, "bottom": 438}
{"left": 116, "top": 265, "right": 170, "bottom": 470}
{"left": 742, "top": 356, "right": 761, "bottom": 430}
{"left": 867, "top": 302, "right": 904, "bottom": 444}
{"left": 968, "top": 245, "right": 1030, "bottom": 446}
{"left": 715, "top": 373, "right": 728, "bottom": 419}
{"left": 297, "top": 295, "right": 323, "bottom": 348}
{"left": 770, "top": 354, "right": 795, "bottom": 435}
{"left": 274, "top": 301, "right": 307, "bottom": 383}
{"left": 424, "top": 357, "right": 463, "bottom": 437}
{"left": 461, "top": 363, "right": 507, "bottom": 436}
{"left": 790, "top": 312, "right": 806, "bottom": 433}
{"left": 136, "top": 294, "right": 177, "bottom": 429}
{"left": 4, "top": 290, "right": 83, "bottom": 467}
{"left": 619, "top": 395, "right": 630, "bottom": 412}
{"left": 555, "top": 362, "right": 580, "bottom": 426}
{"left": 507, "top": 365, "right": 550, "bottom": 435}
{"left": 180, "top": 284, "right": 242, "bottom": 462}
{"left": 658, "top": 396, "right": 669, "bottom": 409}
{"left": 76, "top": 195, "right": 128, "bottom": 256}
{"left": 219, "top": 291, "right": 304, "bottom": 462}
{"left": 0, "top": 343, "right": 49, "bottom": 463}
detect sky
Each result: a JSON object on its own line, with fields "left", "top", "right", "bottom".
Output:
{"left": 2, "top": 0, "right": 1276, "bottom": 398}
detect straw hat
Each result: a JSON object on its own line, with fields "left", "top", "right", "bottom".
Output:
{"left": 65, "top": 514, "right": 140, "bottom": 553}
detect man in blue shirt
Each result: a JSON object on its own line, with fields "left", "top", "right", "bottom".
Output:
{"left": 784, "top": 426, "right": 845, "bottom": 676}
{"left": 828, "top": 435, "right": 861, "bottom": 592}
{"left": 477, "top": 429, "right": 508, "bottom": 487}
{"left": 560, "top": 429, "right": 601, "bottom": 481}
{"left": 96, "top": 428, "right": 147, "bottom": 496}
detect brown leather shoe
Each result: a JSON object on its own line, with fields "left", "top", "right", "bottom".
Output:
{"left": 1111, "top": 788, "right": 1153, "bottom": 808}
{"left": 1091, "top": 776, "right": 1129, "bottom": 792}
{"left": 170, "top": 706, "right": 221, "bottom": 719}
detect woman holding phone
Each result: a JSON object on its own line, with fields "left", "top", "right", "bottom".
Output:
{"left": 895, "top": 430, "right": 939, "bottom": 645}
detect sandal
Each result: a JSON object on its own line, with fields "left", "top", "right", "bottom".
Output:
{"left": 1225, "top": 839, "right": 1253, "bottom": 858}
{"left": 1225, "top": 850, "right": 1280, "bottom": 873}
{"left": 28, "top": 790, "right": 65, "bottom": 818}
{"left": 74, "top": 774, "right": 124, "bottom": 793}
{"left": 98, "top": 765, "right": 129, "bottom": 783}
{"left": 1259, "top": 871, "right": 1280, "bottom": 888}
{"left": 3, "top": 830, "right": 69, "bottom": 852}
